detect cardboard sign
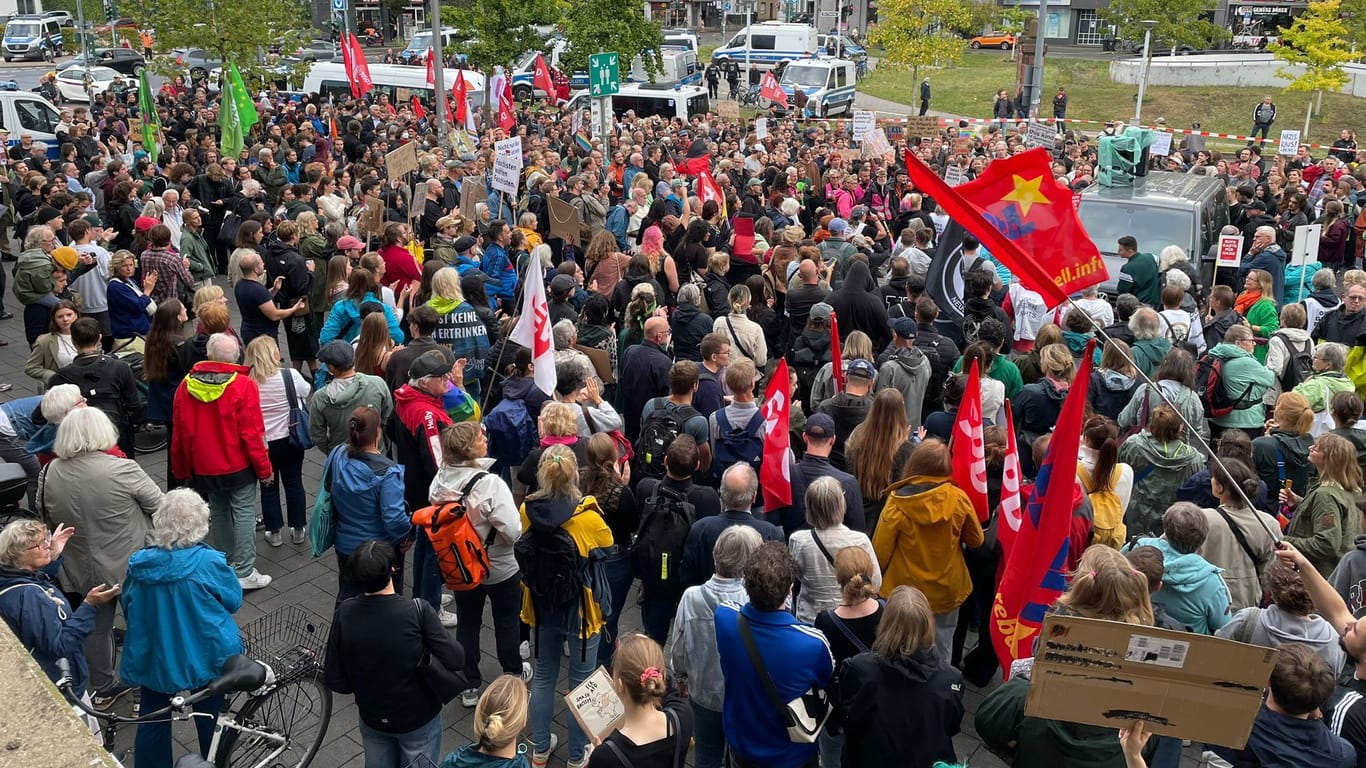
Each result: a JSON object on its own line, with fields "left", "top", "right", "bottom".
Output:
{"left": 564, "top": 667, "right": 625, "bottom": 742}
{"left": 460, "top": 179, "right": 486, "bottom": 222}
{"left": 943, "top": 164, "right": 968, "bottom": 187}
{"left": 1026, "top": 121, "right": 1056, "bottom": 150}
{"left": 900, "top": 116, "right": 939, "bottom": 138}
{"left": 1150, "top": 132, "right": 1173, "bottom": 157}
{"left": 492, "top": 136, "right": 522, "bottom": 196}
{"left": 862, "top": 128, "right": 892, "bottom": 157}
{"left": 852, "top": 110, "right": 875, "bottom": 140}
{"left": 718, "top": 101, "right": 740, "bottom": 120}
{"left": 1291, "top": 223, "right": 1322, "bottom": 267}
{"left": 1216, "top": 234, "right": 1243, "bottom": 269}
{"left": 955, "top": 127, "right": 974, "bottom": 154}
{"left": 1025, "top": 615, "right": 1276, "bottom": 749}
{"left": 755, "top": 117, "right": 768, "bottom": 140}
{"left": 384, "top": 142, "right": 419, "bottom": 180}
{"left": 547, "top": 195, "right": 582, "bottom": 245}
{"left": 1278, "top": 130, "right": 1301, "bottom": 157}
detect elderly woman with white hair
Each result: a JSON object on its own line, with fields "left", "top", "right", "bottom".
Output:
{"left": 1128, "top": 307, "right": 1173, "bottom": 378}
{"left": 120, "top": 488, "right": 244, "bottom": 768}
{"left": 1292, "top": 341, "right": 1357, "bottom": 434}
{"left": 788, "top": 476, "right": 882, "bottom": 623}
{"left": 41, "top": 406, "right": 162, "bottom": 702}
{"left": 27, "top": 383, "right": 94, "bottom": 466}
{"left": 1158, "top": 245, "right": 1202, "bottom": 309}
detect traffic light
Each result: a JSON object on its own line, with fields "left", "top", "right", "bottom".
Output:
{"left": 103, "top": 0, "right": 117, "bottom": 21}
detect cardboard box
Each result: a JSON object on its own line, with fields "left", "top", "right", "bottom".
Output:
{"left": 1024, "top": 615, "right": 1276, "bottom": 748}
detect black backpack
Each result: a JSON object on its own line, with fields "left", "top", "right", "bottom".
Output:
{"left": 634, "top": 399, "right": 700, "bottom": 480}
{"left": 1195, "top": 353, "right": 1258, "bottom": 419}
{"left": 1272, "top": 331, "right": 1314, "bottom": 392}
{"left": 631, "top": 483, "right": 696, "bottom": 598}
{"left": 514, "top": 521, "right": 583, "bottom": 623}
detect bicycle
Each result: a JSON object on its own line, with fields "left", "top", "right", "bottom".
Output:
{"left": 738, "top": 84, "right": 763, "bottom": 108}
{"left": 57, "top": 606, "right": 333, "bottom": 768}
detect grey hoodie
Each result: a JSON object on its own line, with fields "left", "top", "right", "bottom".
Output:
{"left": 876, "top": 346, "right": 932, "bottom": 428}
{"left": 308, "top": 372, "right": 394, "bottom": 454}
{"left": 1215, "top": 604, "right": 1346, "bottom": 674}
{"left": 1330, "top": 535, "right": 1366, "bottom": 617}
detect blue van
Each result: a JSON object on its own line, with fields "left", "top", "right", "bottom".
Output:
{"left": 3, "top": 16, "right": 64, "bottom": 62}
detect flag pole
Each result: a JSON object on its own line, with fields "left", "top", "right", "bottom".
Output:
{"left": 480, "top": 235, "right": 540, "bottom": 411}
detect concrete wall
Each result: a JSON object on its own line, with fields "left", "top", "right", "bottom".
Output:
{"left": 1109, "top": 54, "right": 1366, "bottom": 98}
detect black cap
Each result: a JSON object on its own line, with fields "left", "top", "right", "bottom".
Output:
{"left": 408, "top": 349, "right": 454, "bottom": 380}
{"left": 317, "top": 340, "right": 354, "bottom": 370}
{"left": 453, "top": 235, "right": 477, "bottom": 253}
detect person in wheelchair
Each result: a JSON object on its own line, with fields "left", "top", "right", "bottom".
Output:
{"left": 45, "top": 317, "right": 142, "bottom": 458}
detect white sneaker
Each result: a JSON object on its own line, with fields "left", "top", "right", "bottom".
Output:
{"left": 238, "top": 569, "right": 272, "bottom": 591}
{"left": 530, "top": 734, "right": 559, "bottom": 768}
{"left": 459, "top": 687, "right": 479, "bottom": 708}
{"left": 439, "top": 608, "right": 458, "bottom": 628}
{"left": 441, "top": 593, "right": 454, "bottom": 607}
{"left": 521, "top": 661, "right": 534, "bottom": 684}
{"left": 264, "top": 531, "right": 283, "bottom": 547}
{"left": 567, "top": 745, "right": 593, "bottom": 768}
{"left": 289, "top": 527, "right": 306, "bottom": 545}
{"left": 520, "top": 640, "right": 531, "bottom": 660}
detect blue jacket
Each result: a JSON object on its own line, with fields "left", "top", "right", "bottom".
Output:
{"left": 0, "top": 564, "right": 97, "bottom": 693}
{"left": 319, "top": 292, "right": 403, "bottom": 345}
{"left": 605, "top": 204, "right": 630, "bottom": 251}
{"left": 329, "top": 445, "right": 412, "bottom": 556}
{"left": 107, "top": 278, "right": 154, "bottom": 338}
{"left": 119, "top": 543, "right": 243, "bottom": 693}
{"left": 1240, "top": 244, "right": 1288, "bottom": 305}
{"left": 1212, "top": 704, "right": 1354, "bottom": 767}
{"left": 715, "top": 602, "right": 834, "bottom": 768}
{"left": 1, "top": 396, "right": 42, "bottom": 441}
{"left": 1136, "top": 537, "right": 1232, "bottom": 635}
{"left": 480, "top": 243, "right": 517, "bottom": 304}
{"left": 453, "top": 254, "right": 481, "bottom": 279}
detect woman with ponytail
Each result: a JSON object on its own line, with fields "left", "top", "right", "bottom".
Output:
{"left": 439, "top": 675, "right": 532, "bottom": 768}
{"left": 1077, "top": 416, "right": 1133, "bottom": 549}
{"left": 587, "top": 634, "right": 694, "bottom": 768}
{"left": 329, "top": 404, "right": 412, "bottom": 604}
{"left": 583, "top": 432, "right": 640, "bottom": 669}
{"left": 814, "top": 546, "right": 886, "bottom": 768}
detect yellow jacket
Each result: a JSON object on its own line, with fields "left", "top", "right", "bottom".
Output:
{"left": 872, "top": 474, "right": 984, "bottom": 614}
{"left": 518, "top": 494, "right": 614, "bottom": 640}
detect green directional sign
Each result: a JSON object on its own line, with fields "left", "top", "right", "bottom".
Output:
{"left": 589, "top": 52, "right": 620, "bottom": 97}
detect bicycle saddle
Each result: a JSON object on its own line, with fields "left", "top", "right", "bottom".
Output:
{"left": 204, "top": 654, "right": 268, "bottom": 696}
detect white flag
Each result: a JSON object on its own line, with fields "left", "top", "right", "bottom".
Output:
{"left": 509, "top": 257, "right": 556, "bottom": 397}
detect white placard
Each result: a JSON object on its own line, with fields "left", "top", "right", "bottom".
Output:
{"left": 1216, "top": 234, "right": 1243, "bottom": 270}
{"left": 861, "top": 128, "right": 891, "bottom": 157}
{"left": 591, "top": 97, "right": 612, "bottom": 141}
{"left": 571, "top": 105, "right": 584, "bottom": 137}
{"left": 1150, "top": 132, "right": 1173, "bottom": 157}
{"left": 1278, "top": 130, "right": 1301, "bottom": 157}
{"left": 943, "top": 164, "right": 968, "bottom": 187}
{"left": 492, "top": 136, "right": 522, "bottom": 196}
{"left": 1026, "top": 121, "right": 1056, "bottom": 150}
{"left": 1291, "top": 223, "right": 1322, "bottom": 267}
{"left": 755, "top": 117, "right": 768, "bottom": 140}
{"left": 851, "top": 110, "right": 875, "bottom": 141}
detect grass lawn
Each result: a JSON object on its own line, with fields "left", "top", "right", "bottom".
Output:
{"left": 861, "top": 51, "right": 1360, "bottom": 145}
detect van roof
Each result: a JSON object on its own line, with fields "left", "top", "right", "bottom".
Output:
{"left": 1079, "top": 171, "right": 1225, "bottom": 208}
{"left": 788, "top": 57, "right": 857, "bottom": 67}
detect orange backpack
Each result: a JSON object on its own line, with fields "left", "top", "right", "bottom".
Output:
{"left": 411, "top": 472, "right": 496, "bottom": 591}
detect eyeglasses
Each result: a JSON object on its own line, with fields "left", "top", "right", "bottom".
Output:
{"left": 27, "top": 536, "right": 52, "bottom": 551}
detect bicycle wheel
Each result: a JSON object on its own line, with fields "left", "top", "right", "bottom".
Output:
{"left": 215, "top": 671, "right": 332, "bottom": 768}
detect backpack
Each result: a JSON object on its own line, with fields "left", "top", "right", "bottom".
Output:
{"left": 484, "top": 397, "right": 537, "bottom": 469}
{"left": 713, "top": 408, "right": 765, "bottom": 470}
{"left": 631, "top": 483, "right": 696, "bottom": 598}
{"left": 1158, "top": 311, "right": 1190, "bottom": 346}
{"left": 634, "top": 399, "right": 700, "bottom": 479}
{"left": 1272, "top": 331, "right": 1314, "bottom": 392}
{"left": 1078, "top": 464, "right": 1126, "bottom": 549}
{"left": 410, "top": 472, "right": 497, "bottom": 591}
{"left": 514, "top": 518, "right": 584, "bottom": 620}
{"left": 1195, "top": 353, "right": 1258, "bottom": 419}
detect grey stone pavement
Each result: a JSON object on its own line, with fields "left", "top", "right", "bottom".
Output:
{"left": 0, "top": 277, "right": 1198, "bottom": 766}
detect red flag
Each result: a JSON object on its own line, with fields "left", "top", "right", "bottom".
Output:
{"left": 760, "top": 70, "right": 787, "bottom": 107}
{"left": 997, "top": 401, "right": 1024, "bottom": 558}
{"left": 676, "top": 138, "right": 711, "bottom": 177}
{"left": 339, "top": 33, "right": 360, "bottom": 98}
{"left": 903, "top": 147, "right": 1106, "bottom": 308}
{"left": 425, "top": 48, "right": 435, "bottom": 86}
{"left": 760, "top": 359, "right": 793, "bottom": 510}
{"left": 533, "top": 53, "right": 556, "bottom": 100}
{"left": 829, "top": 312, "right": 843, "bottom": 393}
{"left": 697, "top": 171, "right": 725, "bottom": 215}
{"left": 347, "top": 33, "right": 374, "bottom": 97}
{"left": 411, "top": 96, "right": 425, "bottom": 121}
{"left": 991, "top": 339, "right": 1097, "bottom": 678}
{"left": 452, "top": 70, "right": 475, "bottom": 132}
{"left": 498, "top": 76, "right": 516, "bottom": 131}
{"left": 952, "top": 359, "right": 989, "bottom": 523}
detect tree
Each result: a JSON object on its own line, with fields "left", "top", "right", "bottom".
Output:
{"left": 123, "top": 0, "right": 314, "bottom": 85}
{"left": 1100, "top": 0, "right": 1225, "bottom": 52}
{"left": 1273, "top": 0, "right": 1354, "bottom": 136}
{"left": 560, "top": 0, "right": 663, "bottom": 80}
{"left": 441, "top": 0, "right": 562, "bottom": 73}
{"left": 1342, "top": 0, "right": 1366, "bottom": 51}
{"left": 869, "top": 0, "right": 973, "bottom": 79}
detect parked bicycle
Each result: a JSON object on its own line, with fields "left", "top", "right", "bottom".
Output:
{"left": 738, "top": 84, "right": 763, "bottom": 108}
{"left": 57, "top": 606, "right": 332, "bottom": 768}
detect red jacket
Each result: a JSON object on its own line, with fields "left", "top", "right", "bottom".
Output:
{"left": 379, "top": 243, "right": 421, "bottom": 295}
{"left": 171, "top": 361, "right": 272, "bottom": 488}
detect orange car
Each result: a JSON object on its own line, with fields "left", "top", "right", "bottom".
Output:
{"left": 970, "top": 31, "right": 1016, "bottom": 49}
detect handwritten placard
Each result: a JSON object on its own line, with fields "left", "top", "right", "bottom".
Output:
{"left": 491, "top": 136, "right": 522, "bottom": 196}
{"left": 861, "top": 128, "right": 892, "bottom": 157}
{"left": 900, "top": 116, "right": 939, "bottom": 138}
{"left": 1150, "top": 132, "right": 1173, "bottom": 157}
{"left": 384, "top": 142, "right": 418, "bottom": 180}
{"left": 564, "top": 667, "right": 625, "bottom": 741}
{"left": 755, "top": 117, "right": 768, "bottom": 140}
{"left": 851, "top": 110, "right": 875, "bottom": 140}
{"left": 1277, "top": 130, "right": 1300, "bottom": 157}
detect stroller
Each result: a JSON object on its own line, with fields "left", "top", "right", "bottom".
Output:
{"left": 0, "top": 462, "right": 35, "bottom": 529}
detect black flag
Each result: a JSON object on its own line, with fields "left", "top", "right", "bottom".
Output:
{"left": 926, "top": 219, "right": 966, "bottom": 344}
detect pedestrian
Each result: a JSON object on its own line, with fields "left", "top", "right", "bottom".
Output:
{"left": 918, "top": 78, "right": 930, "bottom": 116}
{"left": 1052, "top": 87, "right": 1068, "bottom": 134}
{"left": 1250, "top": 95, "right": 1277, "bottom": 146}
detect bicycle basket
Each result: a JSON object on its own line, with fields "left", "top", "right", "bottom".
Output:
{"left": 238, "top": 606, "right": 331, "bottom": 685}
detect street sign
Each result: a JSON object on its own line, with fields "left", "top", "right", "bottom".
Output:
{"left": 819, "top": 10, "right": 838, "bottom": 16}
{"left": 331, "top": 0, "right": 346, "bottom": 10}
{"left": 588, "top": 52, "right": 620, "bottom": 98}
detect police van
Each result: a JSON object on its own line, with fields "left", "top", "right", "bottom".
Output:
{"left": 3, "top": 15, "right": 64, "bottom": 62}
{"left": 402, "top": 27, "right": 459, "bottom": 62}
{"left": 778, "top": 58, "right": 857, "bottom": 117}
{"left": 563, "top": 83, "right": 709, "bottom": 122}
{"left": 712, "top": 22, "right": 818, "bottom": 76}
{"left": 302, "top": 62, "right": 486, "bottom": 109}
{"left": 0, "top": 92, "right": 64, "bottom": 158}
{"left": 630, "top": 49, "right": 701, "bottom": 87}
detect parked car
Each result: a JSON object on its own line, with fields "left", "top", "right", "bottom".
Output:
{"left": 54, "top": 66, "right": 126, "bottom": 102}
{"left": 40, "top": 11, "right": 74, "bottom": 27}
{"left": 58, "top": 47, "right": 145, "bottom": 76}
{"left": 170, "top": 47, "right": 223, "bottom": 80}
{"left": 295, "top": 39, "right": 339, "bottom": 61}
{"left": 970, "top": 31, "right": 1016, "bottom": 49}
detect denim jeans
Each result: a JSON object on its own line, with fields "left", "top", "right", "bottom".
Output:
{"left": 596, "top": 549, "right": 636, "bottom": 668}
{"left": 358, "top": 713, "right": 442, "bottom": 768}
{"left": 410, "top": 528, "right": 444, "bottom": 610}
{"left": 452, "top": 574, "right": 523, "bottom": 687}
{"left": 934, "top": 608, "right": 959, "bottom": 666}
{"left": 530, "top": 615, "right": 600, "bottom": 762}
{"left": 134, "top": 687, "right": 224, "bottom": 768}
{"left": 261, "top": 438, "right": 306, "bottom": 532}
{"left": 692, "top": 701, "right": 725, "bottom": 768}
{"left": 1149, "top": 735, "right": 1183, "bottom": 768}
{"left": 818, "top": 729, "right": 844, "bottom": 768}
{"left": 205, "top": 482, "right": 259, "bottom": 578}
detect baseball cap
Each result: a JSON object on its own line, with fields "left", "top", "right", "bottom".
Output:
{"left": 550, "top": 273, "right": 576, "bottom": 298}
{"left": 846, "top": 359, "right": 876, "bottom": 380}
{"left": 336, "top": 235, "right": 364, "bottom": 251}
{"left": 50, "top": 245, "right": 79, "bottom": 271}
{"left": 747, "top": 177, "right": 763, "bottom": 188}
{"left": 804, "top": 413, "right": 837, "bottom": 440}
{"left": 828, "top": 218, "right": 848, "bottom": 235}
{"left": 892, "top": 317, "right": 918, "bottom": 340}
{"left": 134, "top": 215, "right": 159, "bottom": 232}
{"left": 809, "top": 302, "right": 834, "bottom": 322}
{"left": 317, "top": 340, "right": 355, "bottom": 370}
{"left": 408, "top": 349, "right": 454, "bottom": 380}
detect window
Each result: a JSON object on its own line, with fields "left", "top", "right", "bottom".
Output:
{"left": 1077, "top": 202, "right": 1194, "bottom": 257}
{"left": 750, "top": 34, "right": 776, "bottom": 50}
{"left": 836, "top": 67, "right": 846, "bottom": 88}
{"left": 16, "top": 99, "right": 58, "bottom": 134}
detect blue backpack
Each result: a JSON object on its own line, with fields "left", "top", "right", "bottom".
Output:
{"left": 484, "top": 397, "right": 537, "bottom": 470}
{"left": 713, "top": 408, "right": 765, "bottom": 471}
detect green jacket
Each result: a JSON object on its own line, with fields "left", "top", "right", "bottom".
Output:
{"left": 308, "top": 372, "right": 394, "bottom": 455}
{"left": 12, "top": 247, "right": 54, "bottom": 306}
{"left": 1118, "top": 432, "right": 1206, "bottom": 536}
{"left": 1117, "top": 251, "right": 1160, "bottom": 306}
{"left": 1207, "top": 342, "right": 1276, "bottom": 429}
{"left": 1293, "top": 371, "right": 1357, "bottom": 414}
{"left": 1285, "top": 483, "right": 1359, "bottom": 578}
{"left": 1243, "top": 298, "right": 1278, "bottom": 365}
{"left": 976, "top": 673, "right": 1125, "bottom": 768}
{"left": 300, "top": 231, "right": 328, "bottom": 311}
{"left": 1129, "top": 337, "right": 1172, "bottom": 378}
{"left": 180, "top": 227, "right": 215, "bottom": 283}
{"left": 428, "top": 233, "right": 457, "bottom": 267}
{"left": 255, "top": 164, "right": 289, "bottom": 204}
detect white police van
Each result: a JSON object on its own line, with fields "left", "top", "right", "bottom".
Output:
{"left": 0, "top": 92, "right": 64, "bottom": 158}
{"left": 712, "top": 22, "right": 818, "bottom": 75}
{"left": 779, "top": 58, "right": 857, "bottom": 117}
{"left": 402, "top": 28, "right": 459, "bottom": 61}
{"left": 563, "top": 82, "right": 709, "bottom": 122}
{"left": 302, "top": 62, "right": 486, "bottom": 108}
{"left": 2, "top": 15, "right": 63, "bottom": 62}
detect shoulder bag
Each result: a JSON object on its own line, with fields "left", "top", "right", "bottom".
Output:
{"left": 736, "top": 612, "right": 831, "bottom": 743}
{"left": 413, "top": 598, "right": 466, "bottom": 703}
{"left": 308, "top": 447, "right": 340, "bottom": 557}
{"left": 281, "top": 370, "right": 313, "bottom": 450}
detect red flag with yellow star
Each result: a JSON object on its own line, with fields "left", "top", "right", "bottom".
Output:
{"left": 905, "top": 147, "right": 1106, "bottom": 307}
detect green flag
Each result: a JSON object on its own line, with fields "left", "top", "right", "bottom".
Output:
{"left": 137, "top": 68, "right": 158, "bottom": 164}
{"left": 227, "top": 62, "right": 259, "bottom": 133}
{"left": 219, "top": 74, "right": 243, "bottom": 162}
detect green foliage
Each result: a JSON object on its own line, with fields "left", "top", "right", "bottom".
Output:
{"left": 441, "top": 0, "right": 562, "bottom": 73}
{"left": 560, "top": 0, "right": 663, "bottom": 78}
{"left": 957, "top": 0, "right": 1005, "bottom": 35}
{"left": 869, "top": 0, "right": 973, "bottom": 74}
{"left": 1272, "top": 0, "right": 1353, "bottom": 94}
{"left": 998, "top": 5, "right": 1033, "bottom": 35}
{"left": 122, "top": 0, "right": 314, "bottom": 85}
{"left": 1100, "top": 0, "right": 1225, "bottom": 51}
{"left": 1342, "top": 0, "right": 1366, "bottom": 51}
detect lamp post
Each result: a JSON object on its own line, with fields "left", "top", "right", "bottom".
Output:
{"left": 1131, "top": 19, "right": 1157, "bottom": 127}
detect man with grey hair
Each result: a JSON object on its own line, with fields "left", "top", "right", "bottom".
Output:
{"left": 669, "top": 525, "right": 763, "bottom": 768}
{"left": 788, "top": 476, "right": 881, "bottom": 623}
{"left": 161, "top": 188, "right": 183, "bottom": 247}
{"left": 680, "top": 462, "right": 783, "bottom": 587}
{"left": 1303, "top": 268, "right": 1340, "bottom": 335}
{"left": 254, "top": 147, "right": 287, "bottom": 203}
{"left": 171, "top": 331, "right": 275, "bottom": 590}
{"left": 1127, "top": 307, "right": 1172, "bottom": 377}
{"left": 1241, "top": 224, "right": 1288, "bottom": 304}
